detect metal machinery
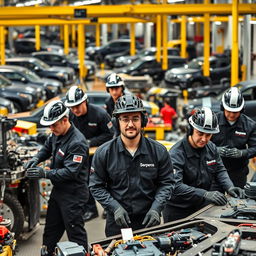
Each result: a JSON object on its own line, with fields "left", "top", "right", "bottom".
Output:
{"left": 0, "top": 116, "right": 40, "bottom": 239}
{"left": 89, "top": 196, "right": 256, "bottom": 256}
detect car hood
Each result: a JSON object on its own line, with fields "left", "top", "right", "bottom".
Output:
{"left": 41, "top": 78, "right": 63, "bottom": 87}
{"left": 168, "top": 67, "right": 200, "bottom": 75}
{"left": 3, "top": 83, "right": 37, "bottom": 94}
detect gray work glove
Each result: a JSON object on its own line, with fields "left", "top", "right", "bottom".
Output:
{"left": 114, "top": 206, "right": 131, "bottom": 227}
{"left": 217, "top": 146, "right": 229, "bottom": 157}
{"left": 227, "top": 187, "right": 245, "bottom": 199}
{"left": 24, "top": 157, "right": 39, "bottom": 169}
{"left": 142, "top": 209, "right": 160, "bottom": 228}
{"left": 203, "top": 191, "right": 227, "bottom": 206}
{"left": 26, "top": 167, "right": 47, "bottom": 179}
{"left": 225, "top": 148, "right": 246, "bottom": 158}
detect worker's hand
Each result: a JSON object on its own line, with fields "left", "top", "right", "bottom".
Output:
{"left": 228, "top": 187, "right": 245, "bottom": 199}
{"left": 114, "top": 206, "right": 131, "bottom": 227}
{"left": 225, "top": 148, "right": 246, "bottom": 158}
{"left": 217, "top": 146, "right": 229, "bottom": 157}
{"left": 142, "top": 209, "right": 160, "bottom": 228}
{"left": 26, "top": 167, "right": 47, "bottom": 179}
{"left": 24, "top": 157, "right": 39, "bottom": 169}
{"left": 203, "top": 191, "right": 227, "bottom": 206}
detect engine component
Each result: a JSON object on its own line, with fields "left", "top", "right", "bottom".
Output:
{"left": 55, "top": 241, "right": 86, "bottom": 256}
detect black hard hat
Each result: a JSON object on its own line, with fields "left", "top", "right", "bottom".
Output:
{"left": 189, "top": 107, "right": 219, "bottom": 134}
{"left": 222, "top": 87, "right": 244, "bottom": 112}
{"left": 40, "top": 100, "right": 69, "bottom": 126}
{"left": 65, "top": 86, "right": 87, "bottom": 107}
{"left": 106, "top": 73, "right": 125, "bottom": 88}
{"left": 113, "top": 94, "right": 145, "bottom": 117}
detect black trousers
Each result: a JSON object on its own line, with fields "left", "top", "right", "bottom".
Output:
{"left": 105, "top": 212, "right": 147, "bottom": 237}
{"left": 228, "top": 167, "right": 248, "bottom": 189}
{"left": 43, "top": 190, "right": 88, "bottom": 255}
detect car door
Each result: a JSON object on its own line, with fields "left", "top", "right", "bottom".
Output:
{"left": 0, "top": 71, "right": 26, "bottom": 83}
{"left": 210, "top": 59, "right": 230, "bottom": 84}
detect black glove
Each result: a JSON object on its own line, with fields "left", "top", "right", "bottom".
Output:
{"left": 26, "top": 167, "right": 47, "bottom": 179}
{"left": 203, "top": 191, "right": 227, "bottom": 206}
{"left": 217, "top": 146, "right": 229, "bottom": 157}
{"left": 24, "top": 157, "right": 39, "bottom": 169}
{"left": 225, "top": 148, "right": 246, "bottom": 158}
{"left": 228, "top": 187, "right": 245, "bottom": 198}
{"left": 114, "top": 206, "right": 131, "bottom": 227}
{"left": 142, "top": 209, "right": 160, "bottom": 228}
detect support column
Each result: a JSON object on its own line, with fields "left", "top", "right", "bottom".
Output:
{"left": 203, "top": 0, "right": 210, "bottom": 77}
{"left": 181, "top": 15, "right": 187, "bottom": 58}
{"left": 112, "top": 24, "right": 118, "bottom": 40}
{"left": 144, "top": 22, "right": 152, "bottom": 49}
{"left": 156, "top": 15, "right": 161, "bottom": 63}
{"left": 101, "top": 24, "right": 108, "bottom": 46}
{"left": 64, "top": 24, "right": 69, "bottom": 55}
{"left": 231, "top": 0, "right": 239, "bottom": 86}
{"left": 71, "top": 24, "right": 76, "bottom": 48}
{"left": 130, "top": 23, "right": 136, "bottom": 56}
{"left": 78, "top": 24, "right": 86, "bottom": 82}
{"left": 35, "top": 25, "right": 40, "bottom": 51}
{"left": 0, "top": 26, "right": 5, "bottom": 65}
{"left": 162, "top": 14, "right": 168, "bottom": 70}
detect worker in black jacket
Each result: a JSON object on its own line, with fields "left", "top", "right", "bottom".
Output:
{"left": 25, "top": 100, "right": 89, "bottom": 256}
{"left": 89, "top": 94, "right": 175, "bottom": 237}
{"left": 163, "top": 107, "right": 244, "bottom": 223}
{"left": 105, "top": 73, "right": 125, "bottom": 116}
{"left": 211, "top": 87, "right": 256, "bottom": 188}
{"left": 65, "top": 85, "right": 114, "bottom": 221}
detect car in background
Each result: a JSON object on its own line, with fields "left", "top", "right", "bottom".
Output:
{"left": 0, "top": 65, "right": 62, "bottom": 100}
{"left": 114, "top": 47, "right": 180, "bottom": 68}
{"left": 6, "top": 57, "right": 76, "bottom": 86}
{"left": 115, "top": 56, "right": 187, "bottom": 82}
{"left": 14, "top": 38, "right": 63, "bottom": 54}
{"left": 0, "top": 75, "right": 39, "bottom": 112}
{"left": 87, "top": 39, "right": 142, "bottom": 63}
{"left": 182, "top": 80, "right": 256, "bottom": 121}
{"left": 104, "top": 49, "right": 131, "bottom": 69}
{"left": 31, "top": 51, "right": 96, "bottom": 78}
{"left": 164, "top": 55, "right": 231, "bottom": 89}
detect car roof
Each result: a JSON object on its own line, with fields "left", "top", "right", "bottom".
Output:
{"left": 15, "top": 38, "right": 36, "bottom": 42}
{"left": 140, "top": 55, "right": 186, "bottom": 61}
{"left": 0, "top": 65, "right": 27, "bottom": 72}
{"left": 6, "top": 57, "right": 39, "bottom": 62}
{"left": 32, "top": 51, "right": 62, "bottom": 56}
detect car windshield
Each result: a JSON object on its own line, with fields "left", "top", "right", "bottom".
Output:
{"left": 33, "top": 59, "right": 50, "bottom": 69}
{"left": 24, "top": 70, "right": 41, "bottom": 82}
{"left": 187, "top": 59, "right": 203, "bottom": 69}
{"left": 138, "top": 49, "right": 154, "bottom": 57}
{"left": 126, "top": 58, "right": 142, "bottom": 69}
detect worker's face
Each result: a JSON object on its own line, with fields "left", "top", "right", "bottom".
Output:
{"left": 50, "top": 118, "right": 67, "bottom": 136}
{"left": 119, "top": 112, "right": 141, "bottom": 140}
{"left": 109, "top": 87, "right": 123, "bottom": 102}
{"left": 224, "top": 109, "right": 240, "bottom": 122}
{"left": 70, "top": 101, "right": 87, "bottom": 117}
{"left": 189, "top": 129, "right": 212, "bottom": 148}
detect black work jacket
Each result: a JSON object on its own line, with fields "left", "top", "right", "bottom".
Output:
{"left": 168, "top": 137, "right": 233, "bottom": 209}
{"left": 89, "top": 136, "right": 175, "bottom": 215}
{"left": 211, "top": 112, "right": 256, "bottom": 171}
{"left": 70, "top": 103, "right": 114, "bottom": 147}
{"left": 105, "top": 96, "right": 115, "bottom": 117}
{"left": 36, "top": 125, "right": 89, "bottom": 196}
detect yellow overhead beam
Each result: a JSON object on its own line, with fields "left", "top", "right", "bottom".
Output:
{"left": 0, "top": 4, "right": 256, "bottom": 18}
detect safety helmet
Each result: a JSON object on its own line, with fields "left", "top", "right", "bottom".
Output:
{"left": 106, "top": 73, "right": 125, "bottom": 88}
{"left": 222, "top": 87, "right": 244, "bottom": 112}
{"left": 40, "top": 100, "right": 69, "bottom": 126}
{"left": 113, "top": 94, "right": 145, "bottom": 117}
{"left": 65, "top": 86, "right": 87, "bottom": 107}
{"left": 188, "top": 107, "right": 219, "bottom": 134}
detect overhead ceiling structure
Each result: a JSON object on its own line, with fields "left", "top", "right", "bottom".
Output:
{"left": 0, "top": 1, "right": 255, "bottom": 83}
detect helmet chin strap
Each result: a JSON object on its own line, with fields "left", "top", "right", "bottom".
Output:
{"left": 189, "top": 133, "right": 199, "bottom": 149}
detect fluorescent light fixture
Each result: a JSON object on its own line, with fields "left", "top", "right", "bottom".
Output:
{"left": 250, "top": 20, "right": 256, "bottom": 24}
{"left": 72, "top": 0, "right": 101, "bottom": 5}
{"left": 167, "top": 0, "right": 185, "bottom": 2}
{"left": 215, "top": 21, "right": 222, "bottom": 25}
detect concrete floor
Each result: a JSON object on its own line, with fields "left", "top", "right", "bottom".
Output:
{"left": 17, "top": 203, "right": 106, "bottom": 256}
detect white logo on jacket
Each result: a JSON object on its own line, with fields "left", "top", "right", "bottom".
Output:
{"left": 140, "top": 163, "right": 155, "bottom": 168}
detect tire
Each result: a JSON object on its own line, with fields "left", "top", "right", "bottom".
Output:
{"left": 191, "top": 81, "right": 203, "bottom": 88}
{"left": 2, "top": 193, "right": 25, "bottom": 238}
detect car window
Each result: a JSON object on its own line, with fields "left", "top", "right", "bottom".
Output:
{"left": 88, "top": 95, "right": 107, "bottom": 106}
{"left": 243, "top": 88, "right": 254, "bottom": 101}
{"left": 141, "top": 61, "right": 156, "bottom": 69}
{"left": 1, "top": 72, "right": 23, "bottom": 80}
{"left": 49, "top": 55, "right": 63, "bottom": 62}
{"left": 210, "top": 60, "right": 217, "bottom": 69}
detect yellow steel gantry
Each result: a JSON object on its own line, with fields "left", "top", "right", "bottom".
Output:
{"left": 0, "top": 2, "right": 256, "bottom": 83}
